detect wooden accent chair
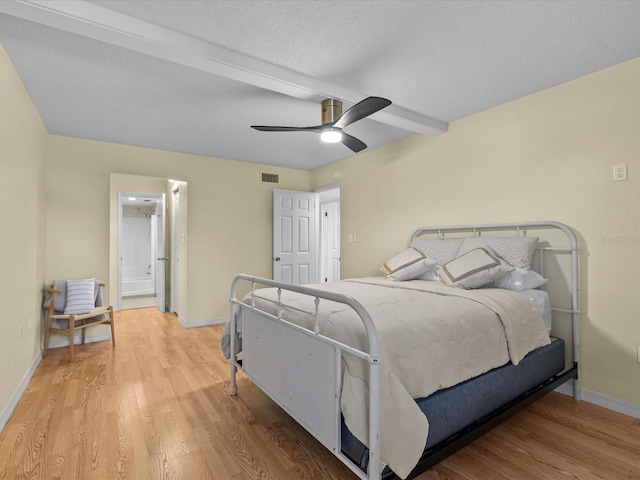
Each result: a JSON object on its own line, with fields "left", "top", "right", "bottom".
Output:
{"left": 44, "top": 281, "right": 116, "bottom": 361}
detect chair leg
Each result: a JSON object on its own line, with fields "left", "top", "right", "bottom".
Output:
{"left": 108, "top": 306, "right": 116, "bottom": 347}
{"left": 43, "top": 315, "right": 54, "bottom": 357}
{"left": 68, "top": 314, "right": 75, "bottom": 361}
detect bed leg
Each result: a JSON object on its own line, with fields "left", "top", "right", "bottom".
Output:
{"left": 230, "top": 363, "right": 237, "bottom": 395}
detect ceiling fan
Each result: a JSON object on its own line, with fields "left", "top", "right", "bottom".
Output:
{"left": 251, "top": 96, "right": 392, "bottom": 153}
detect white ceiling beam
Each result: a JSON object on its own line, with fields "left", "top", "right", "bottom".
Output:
{"left": 0, "top": 0, "right": 448, "bottom": 136}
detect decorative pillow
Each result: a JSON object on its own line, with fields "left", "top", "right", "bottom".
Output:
{"left": 64, "top": 278, "right": 96, "bottom": 315}
{"left": 457, "top": 236, "right": 539, "bottom": 269}
{"left": 409, "top": 237, "right": 464, "bottom": 266}
{"left": 438, "top": 247, "right": 513, "bottom": 289}
{"left": 382, "top": 248, "right": 437, "bottom": 281}
{"left": 491, "top": 268, "right": 547, "bottom": 291}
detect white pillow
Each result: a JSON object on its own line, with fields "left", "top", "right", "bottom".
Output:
{"left": 438, "top": 247, "right": 513, "bottom": 289}
{"left": 409, "top": 237, "right": 464, "bottom": 266}
{"left": 416, "top": 262, "right": 441, "bottom": 282}
{"left": 457, "top": 236, "right": 538, "bottom": 269}
{"left": 491, "top": 268, "right": 547, "bottom": 291}
{"left": 64, "top": 278, "right": 96, "bottom": 314}
{"left": 382, "top": 248, "right": 437, "bottom": 281}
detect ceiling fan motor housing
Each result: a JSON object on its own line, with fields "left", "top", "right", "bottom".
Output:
{"left": 321, "top": 99, "right": 343, "bottom": 124}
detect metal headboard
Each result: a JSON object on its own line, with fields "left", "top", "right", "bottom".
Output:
{"left": 407, "top": 221, "right": 581, "bottom": 400}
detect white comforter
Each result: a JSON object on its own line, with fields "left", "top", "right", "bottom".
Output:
{"left": 223, "top": 278, "right": 550, "bottom": 478}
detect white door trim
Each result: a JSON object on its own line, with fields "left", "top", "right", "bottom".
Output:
{"left": 172, "top": 188, "right": 180, "bottom": 314}
{"left": 154, "top": 195, "right": 166, "bottom": 312}
{"left": 117, "top": 192, "right": 165, "bottom": 311}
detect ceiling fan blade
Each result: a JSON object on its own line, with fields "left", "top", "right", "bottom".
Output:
{"left": 340, "top": 131, "right": 367, "bottom": 153}
{"left": 251, "top": 125, "right": 322, "bottom": 132}
{"left": 333, "top": 96, "right": 392, "bottom": 129}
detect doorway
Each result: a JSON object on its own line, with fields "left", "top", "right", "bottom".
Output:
{"left": 117, "top": 193, "right": 166, "bottom": 311}
{"left": 110, "top": 173, "right": 187, "bottom": 313}
{"left": 317, "top": 186, "right": 341, "bottom": 283}
{"left": 272, "top": 185, "right": 341, "bottom": 285}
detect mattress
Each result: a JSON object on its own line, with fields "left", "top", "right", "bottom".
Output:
{"left": 342, "top": 337, "right": 565, "bottom": 470}
{"left": 517, "top": 288, "right": 552, "bottom": 333}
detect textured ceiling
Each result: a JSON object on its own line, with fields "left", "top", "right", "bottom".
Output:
{"left": 1, "top": 1, "right": 639, "bottom": 170}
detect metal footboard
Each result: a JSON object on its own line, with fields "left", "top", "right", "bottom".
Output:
{"left": 229, "top": 274, "right": 383, "bottom": 480}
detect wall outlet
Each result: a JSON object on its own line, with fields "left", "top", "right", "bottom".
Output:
{"left": 613, "top": 164, "right": 627, "bottom": 181}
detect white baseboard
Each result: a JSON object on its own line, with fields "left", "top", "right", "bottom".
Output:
{"left": 556, "top": 382, "right": 640, "bottom": 419}
{"left": 178, "top": 316, "right": 228, "bottom": 328}
{"left": 0, "top": 351, "right": 42, "bottom": 432}
{"left": 581, "top": 388, "right": 640, "bottom": 419}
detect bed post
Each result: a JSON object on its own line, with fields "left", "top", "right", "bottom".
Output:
{"left": 368, "top": 355, "right": 382, "bottom": 480}
{"left": 547, "top": 221, "right": 581, "bottom": 401}
{"left": 569, "top": 227, "right": 581, "bottom": 401}
{"left": 348, "top": 299, "right": 383, "bottom": 480}
{"left": 229, "top": 276, "right": 239, "bottom": 396}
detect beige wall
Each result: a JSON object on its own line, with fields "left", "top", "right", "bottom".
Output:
{"left": 312, "top": 59, "right": 640, "bottom": 406}
{"left": 0, "top": 44, "right": 48, "bottom": 416}
{"left": 46, "top": 136, "right": 311, "bottom": 323}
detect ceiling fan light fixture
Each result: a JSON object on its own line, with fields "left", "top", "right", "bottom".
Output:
{"left": 251, "top": 96, "right": 391, "bottom": 152}
{"left": 320, "top": 128, "right": 342, "bottom": 143}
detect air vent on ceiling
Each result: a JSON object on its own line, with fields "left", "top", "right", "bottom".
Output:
{"left": 261, "top": 172, "right": 280, "bottom": 184}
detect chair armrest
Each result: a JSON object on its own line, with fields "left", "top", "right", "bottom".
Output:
{"left": 48, "top": 287, "right": 62, "bottom": 294}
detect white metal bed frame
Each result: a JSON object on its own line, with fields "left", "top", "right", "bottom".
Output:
{"left": 228, "top": 221, "right": 580, "bottom": 480}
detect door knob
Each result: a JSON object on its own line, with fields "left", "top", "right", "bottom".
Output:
{"left": 157, "top": 257, "right": 170, "bottom": 261}
{"left": 274, "top": 257, "right": 281, "bottom": 261}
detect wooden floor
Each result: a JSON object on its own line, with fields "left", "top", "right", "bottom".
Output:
{"left": 1, "top": 308, "right": 639, "bottom": 480}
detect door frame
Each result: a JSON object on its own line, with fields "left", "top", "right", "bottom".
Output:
{"left": 117, "top": 192, "right": 166, "bottom": 311}
{"left": 172, "top": 186, "right": 180, "bottom": 314}
{"left": 315, "top": 184, "right": 341, "bottom": 283}
{"left": 272, "top": 184, "right": 341, "bottom": 285}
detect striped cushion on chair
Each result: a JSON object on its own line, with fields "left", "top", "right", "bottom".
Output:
{"left": 64, "top": 278, "right": 96, "bottom": 315}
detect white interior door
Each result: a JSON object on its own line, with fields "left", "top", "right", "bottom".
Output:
{"left": 155, "top": 199, "right": 166, "bottom": 311}
{"left": 273, "top": 189, "right": 316, "bottom": 285}
{"left": 321, "top": 202, "right": 341, "bottom": 282}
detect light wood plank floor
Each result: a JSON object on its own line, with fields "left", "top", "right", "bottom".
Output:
{"left": 1, "top": 307, "right": 639, "bottom": 479}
